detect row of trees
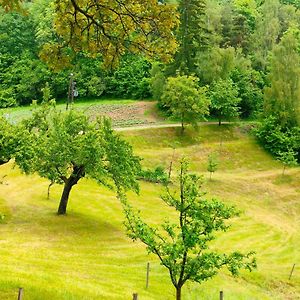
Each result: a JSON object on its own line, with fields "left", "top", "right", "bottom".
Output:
{"left": 153, "top": 0, "right": 300, "bottom": 162}
{"left": 0, "top": 1, "right": 299, "bottom": 115}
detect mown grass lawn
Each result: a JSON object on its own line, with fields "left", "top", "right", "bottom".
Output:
{"left": 0, "top": 124, "right": 299, "bottom": 299}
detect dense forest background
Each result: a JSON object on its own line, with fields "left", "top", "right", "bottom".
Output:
{"left": 0, "top": 0, "right": 299, "bottom": 160}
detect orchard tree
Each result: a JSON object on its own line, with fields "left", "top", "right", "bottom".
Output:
{"left": 161, "top": 75, "right": 210, "bottom": 133}
{"left": 15, "top": 107, "right": 140, "bottom": 215}
{"left": 122, "top": 159, "right": 256, "bottom": 300}
{"left": 210, "top": 78, "right": 241, "bottom": 125}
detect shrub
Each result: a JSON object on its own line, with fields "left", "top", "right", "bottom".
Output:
{"left": 138, "top": 166, "right": 169, "bottom": 184}
{"left": 254, "top": 116, "right": 300, "bottom": 161}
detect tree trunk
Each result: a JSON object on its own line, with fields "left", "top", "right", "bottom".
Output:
{"left": 218, "top": 118, "right": 221, "bottom": 126}
{"left": 282, "top": 165, "right": 286, "bottom": 176}
{"left": 176, "top": 286, "right": 182, "bottom": 300}
{"left": 57, "top": 164, "right": 85, "bottom": 215}
{"left": 57, "top": 179, "right": 73, "bottom": 215}
{"left": 181, "top": 121, "right": 185, "bottom": 134}
{"left": 47, "top": 181, "right": 54, "bottom": 200}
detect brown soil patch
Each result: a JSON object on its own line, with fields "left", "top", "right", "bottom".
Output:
{"left": 84, "top": 101, "right": 161, "bottom": 127}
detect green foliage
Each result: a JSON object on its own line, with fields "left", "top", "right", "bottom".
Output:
{"left": 170, "top": 0, "right": 208, "bottom": 75}
{"left": 254, "top": 116, "right": 300, "bottom": 161}
{"left": 277, "top": 148, "right": 298, "bottom": 175}
{"left": 41, "top": 0, "right": 179, "bottom": 69}
{"left": 138, "top": 166, "right": 169, "bottom": 184}
{"left": 0, "top": 88, "right": 16, "bottom": 108}
{"left": 209, "top": 78, "right": 241, "bottom": 125}
{"left": 230, "top": 66, "right": 263, "bottom": 118}
{"left": 207, "top": 152, "right": 219, "bottom": 179}
{"left": 14, "top": 106, "right": 141, "bottom": 214}
{"left": 150, "top": 62, "right": 166, "bottom": 101}
{"left": 264, "top": 28, "right": 300, "bottom": 128}
{"left": 0, "top": 116, "right": 16, "bottom": 165}
{"left": 161, "top": 75, "right": 210, "bottom": 132}
{"left": 105, "top": 55, "right": 151, "bottom": 99}
{"left": 123, "top": 159, "right": 256, "bottom": 299}
{"left": 251, "top": 0, "right": 281, "bottom": 70}
{"left": 197, "top": 46, "right": 236, "bottom": 84}
{"left": 220, "top": 0, "right": 257, "bottom": 53}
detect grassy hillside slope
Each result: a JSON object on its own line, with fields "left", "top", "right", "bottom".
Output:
{"left": 0, "top": 124, "right": 299, "bottom": 299}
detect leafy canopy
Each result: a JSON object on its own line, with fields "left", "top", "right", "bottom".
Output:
{"left": 123, "top": 159, "right": 256, "bottom": 299}
{"left": 161, "top": 75, "right": 210, "bottom": 131}
{"left": 0, "top": 116, "right": 16, "bottom": 165}
{"left": 41, "top": 0, "right": 179, "bottom": 69}
{"left": 210, "top": 78, "right": 241, "bottom": 125}
{"left": 14, "top": 106, "right": 141, "bottom": 213}
{"left": 264, "top": 28, "right": 300, "bottom": 128}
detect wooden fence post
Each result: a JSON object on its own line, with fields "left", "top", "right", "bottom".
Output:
{"left": 133, "top": 293, "right": 138, "bottom": 300}
{"left": 289, "top": 264, "right": 296, "bottom": 280}
{"left": 18, "top": 288, "right": 23, "bottom": 300}
{"left": 146, "top": 262, "right": 150, "bottom": 289}
{"left": 220, "top": 290, "right": 224, "bottom": 300}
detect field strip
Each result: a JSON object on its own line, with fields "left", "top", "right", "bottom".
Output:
{"left": 114, "top": 121, "right": 227, "bottom": 131}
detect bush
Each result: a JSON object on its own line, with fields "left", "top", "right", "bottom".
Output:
{"left": 0, "top": 88, "right": 16, "bottom": 108}
{"left": 254, "top": 116, "right": 300, "bottom": 161}
{"left": 138, "top": 166, "right": 169, "bottom": 184}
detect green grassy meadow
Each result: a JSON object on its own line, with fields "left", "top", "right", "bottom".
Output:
{"left": 0, "top": 123, "right": 299, "bottom": 299}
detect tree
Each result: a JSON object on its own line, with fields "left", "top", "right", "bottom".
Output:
{"left": 161, "top": 75, "right": 210, "bottom": 133}
{"left": 197, "top": 46, "right": 236, "bottom": 85}
{"left": 15, "top": 107, "right": 141, "bottom": 215}
{"left": 210, "top": 78, "right": 241, "bottom": 125}
{"left": 170, "top": 0, "right": 209, "bottom": 75}
{"left": 255, "top": 116, "right": 300, "bottom": 161}
{"left": 207, "top": 152, "right": 218, "bottom": 180}
{"left": 0, "top": 116, "right": 16, "bottom": 165}
{"left": 264, "top": 28, "right": 300, "bottom": 128}
{"left": 150, "top": 62, "right": 166, "bottom": 101}
{"left": 278, "top": 149, "right": 298, "bottom": 175}
{"left": 220, "top": 0, "right": 257, "bottom": 53}
{"left": 0, "top": 0, "right": 22, "bottom": 11}
{"left": 122, "top": 159, "right": 256, "bottom": 300}
{"left": 40, "top": 0, "right": 179, "bottom": 69}
{"left": 251, "top": 0, "right": 281, "bottom": 70}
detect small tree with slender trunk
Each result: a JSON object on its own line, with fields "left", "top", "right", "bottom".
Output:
{"left": 207, "top": 152, "right": 219, "bottom": 180}
{"left": 122, "top": 159, "right": 256, "bottom": 300}
{"left": 15, "top": 107, "right": 140, "bottom": 215}
{"left": 278, "top": 149, "right": 298, "bottom": 176}
{"left": 210, "top": 78, "right": 241, "bottom": 125}
{"left": 161, "top": 75, "right": 210, "bottom": 134}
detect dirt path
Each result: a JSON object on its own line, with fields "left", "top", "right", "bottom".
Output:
{"left": 114, "top": 122, "right": 181, "bottom": 131}
{"left": 114, "top": 121, "right": 227, "bottom": 131}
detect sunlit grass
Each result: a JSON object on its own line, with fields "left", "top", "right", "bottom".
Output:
{"left": 0, "top": 124, "right": 299, "bottom": 299}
